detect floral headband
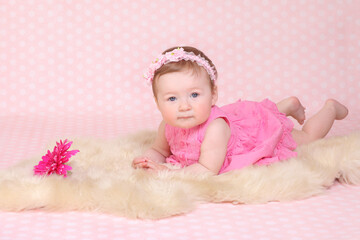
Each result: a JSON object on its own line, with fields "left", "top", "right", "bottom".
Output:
{"left": 144, "top": 47, "right": 217, "bottom": 85}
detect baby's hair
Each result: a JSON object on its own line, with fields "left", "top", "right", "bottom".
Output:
{"left": 152, "top": 46, "right": 218, "bottom": 98}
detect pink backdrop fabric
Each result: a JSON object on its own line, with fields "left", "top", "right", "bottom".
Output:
{"left": 1, "top": 0, "right": 359, "bottom": 119}
{"left": 1, "top": 0, "right": 360, "bottom": 239}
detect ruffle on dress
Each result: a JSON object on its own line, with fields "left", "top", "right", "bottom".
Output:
{"left": 219, "top": 99, "right": 297, "bottom": 173}
{"left": 164, "top": 99, "right": 298, "bottom": 174}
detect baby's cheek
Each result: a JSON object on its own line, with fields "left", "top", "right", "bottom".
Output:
{"left": 197, "top": 107, "right": 212, "bottom": 123}
{"left": 161, "top": 109, "right": 177, "bottom": 124}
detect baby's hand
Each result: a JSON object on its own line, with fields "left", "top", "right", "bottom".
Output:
{"left": 132, "top": 156, "right": 169, "bottom": 172}
{"left": 132, "top": 156, "right": 149, "bottom": 169}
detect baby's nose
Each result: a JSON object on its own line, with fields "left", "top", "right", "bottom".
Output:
{"left": 179, "top": 99, "right": 191, "bottom": 111}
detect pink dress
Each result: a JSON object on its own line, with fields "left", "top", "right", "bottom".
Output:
{"left": 165, "top": 99, "right": 297, "bottom": 174}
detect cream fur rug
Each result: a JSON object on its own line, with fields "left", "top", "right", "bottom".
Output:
{"left": 1, "top": 131, "right": 360, "bottom": 219}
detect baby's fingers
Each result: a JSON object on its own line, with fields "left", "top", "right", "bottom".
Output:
{"left": 141, "top": 161, "right": 157, "bottom": 170}
{"left": 133, "top": 161, "right": 149, "bottom": 169}
{"left": 132, "top": 157, "right": 149, "bottom": 167}
{"left": 144, "top": 161, "right": 169, "bottom": 172}
{"left": 133, "top": 158, "right": 157, "bottom": 170}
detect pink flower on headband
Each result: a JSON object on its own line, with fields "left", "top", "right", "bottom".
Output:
{"left": 34, "top": 139, "right": 79, "bottom": 177}
{"left": 144, "top": 47, "right": 217, "bottom": 85}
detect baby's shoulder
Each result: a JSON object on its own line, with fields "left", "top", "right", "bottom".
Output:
{"left": 201, "top": 118, "right": 231, "bottom": 151}
{"left": 205, "top": 118, "right": 231, "bottom": 137}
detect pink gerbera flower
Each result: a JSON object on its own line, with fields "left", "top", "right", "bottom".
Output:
{"left": 34, "top": 139, "right": 79, "bottom": 177}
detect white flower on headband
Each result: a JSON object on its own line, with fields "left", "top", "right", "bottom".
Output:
{"left": 144, "top": 47, "right": 217, "bottom": 85}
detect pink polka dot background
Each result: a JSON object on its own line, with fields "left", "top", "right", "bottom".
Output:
{"left": 1, "top": 0, "right": 359, "bottom": 120}
{"left": 1, "top": 0, "right": 360, "bottom": 239}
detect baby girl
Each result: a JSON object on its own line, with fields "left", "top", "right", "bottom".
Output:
{"left": 132, "top": 46, "right": 348, "bottom": 175}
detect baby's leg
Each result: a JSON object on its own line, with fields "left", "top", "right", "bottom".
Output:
{"left": 276, "top": 96, "right": 306, "bottom": 125}
{"left": 292, "top": 99, "right": 348, "bottom": 145}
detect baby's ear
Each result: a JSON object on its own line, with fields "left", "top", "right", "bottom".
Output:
{"left": 211, "top": 85, "right": 218, "bottom": 106}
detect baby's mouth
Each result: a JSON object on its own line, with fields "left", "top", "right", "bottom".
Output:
{"left": 178, "top": 116, "right": 193, "bottom": 120}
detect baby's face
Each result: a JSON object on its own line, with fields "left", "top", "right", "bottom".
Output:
{"left": 155, "top": 68, "right": 217, "bottom": 129}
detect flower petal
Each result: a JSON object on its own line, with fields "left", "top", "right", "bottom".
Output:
{"left": 34, "top": 139, "right": 79, "bottom": 178}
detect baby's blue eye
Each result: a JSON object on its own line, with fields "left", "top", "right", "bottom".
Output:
{"left": 191, "top": 92, "right": 199, "bottom": 98}
{"left": 168, "top": 96, "right": 176, "bottom": 102}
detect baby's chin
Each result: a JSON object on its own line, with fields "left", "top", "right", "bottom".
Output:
{"left": 166, "top": 118, "right": 207, "bottom": 129}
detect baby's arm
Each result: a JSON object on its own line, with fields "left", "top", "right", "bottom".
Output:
{"left": 133, "top": 118, "right": 231, "bottom": 175}
{"left": 184, "top": 118, "right": 231, "bottom": 175}
{"left": 132, "top": 121, "right": 170, "bottom": 168}
{"left": 197, "top": 118, "right": 231, "bottom": 174}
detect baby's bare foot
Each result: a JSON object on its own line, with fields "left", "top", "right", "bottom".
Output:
{"left": 288, "top": 97, "right": 306, "bottom": 125}
{"left": 325, "top": 99, "right": 349, "bottom": 120}
{"left": 292, "top": 104, "right": 306, "bottom": 125}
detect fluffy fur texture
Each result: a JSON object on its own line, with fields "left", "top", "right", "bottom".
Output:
{"left": 1, "top": 131, "right": 360, "bottom": 219}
